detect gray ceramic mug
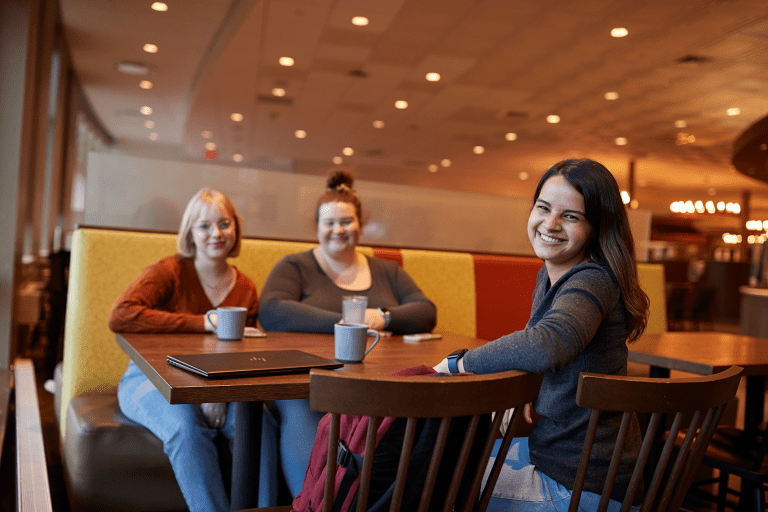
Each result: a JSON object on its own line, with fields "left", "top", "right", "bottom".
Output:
{"left": 334, "top": 323, "right": 380, "bottom": 363}
{"left": 206, "top": 306, "right": 247, "bottom": 340}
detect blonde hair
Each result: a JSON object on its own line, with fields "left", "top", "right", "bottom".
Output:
{"left": 177, "top": 188, "right": 242, "bottom": 258}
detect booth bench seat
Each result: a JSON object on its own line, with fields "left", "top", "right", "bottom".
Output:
{"left": 58, "top": 226, "right": 666, "bottom": 511}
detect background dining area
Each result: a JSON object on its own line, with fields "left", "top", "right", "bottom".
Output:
{"left": 3, "top": 0, "right": 768, "bottom": 511}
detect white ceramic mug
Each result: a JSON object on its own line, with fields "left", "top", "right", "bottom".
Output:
{"left": 334, "top": 323, "right": 380, "bottom": 363}
{"left": 206, "top": 306, "right": 247, "bottom": 340}
{"left": 342, "top": 295, "right": 367, "bottom": 324}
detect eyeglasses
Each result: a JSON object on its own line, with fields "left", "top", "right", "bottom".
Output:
{"left": 196, "top": 219, "right": 233, "bottom": 232}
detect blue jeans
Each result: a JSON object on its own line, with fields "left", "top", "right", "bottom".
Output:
{"left": 118, "top": 361, "right": 236, "bottom": 512}
{"left": 483, "top": 438, "right": 637, "bottom": 512}
{"left": 259, "top": 398, "right": 325, "bottom": 505}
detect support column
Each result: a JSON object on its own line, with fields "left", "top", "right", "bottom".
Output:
{"left": 740, "top": 190, "right": 751, "bottom": 263}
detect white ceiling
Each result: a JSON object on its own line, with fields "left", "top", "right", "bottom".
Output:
{"left": 59, "top": 0, "right": 768, "bottom": 234}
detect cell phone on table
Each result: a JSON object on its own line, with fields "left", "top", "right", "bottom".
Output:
{"left": 244, "top": 326, "right": 267, "bottom": 337}
{"left": 403, "top": 333, "right": 442, "bottom": 342}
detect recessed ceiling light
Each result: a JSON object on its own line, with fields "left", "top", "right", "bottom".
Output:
{"left": 441, "top": 159, "right": 451, "bottom": 167}
{"left": 615, "top": 137, "right": 627, "bottom": 146}
{"left": 428, "top": 164, "right": 438, "bottom": 173}
{"left": 727, "top": 107, "right": 741, "bottom": 116}
{"left": 143, "top": 44, "right": 158, "bottom": 54}
{"left": 205, "top": 142, "right": 216, "bottom": 151}
{"left": 149, "top": 132, "right": 158, "bottom": 141}
{"left": 611, "top": 27, "right": 628, "bottom": 38}
{"left": 332, "top": 156, "right": 343, "bottom": 165}
{"left": 144, "top": 120, "right": 155, "bottom": 129}
{"left": 425, "top": 72, "right": 441, "bottom": 82}
{"left": 604, "top": 91, "right": 619, "bottom": 100}
{"left": 505, "top": 132, "right": 517, "bottom": 141}
{"left": 233, "top": 154, "right": 244, "bottom": 163}
{"left": 201, "top": 130, "right": 212, "bottom": 139}
{"left": 150, "top": 2, "right": 168, "bottom": 12}
{"left": 342, "top": 147, "right": 354, "bottom": 156}
{"left": 395, "top": 100, "right": 408, "bottom": 109}
{"left": 351, "top": 16, "right": 368, "bottom": 26}
{"left": 518, "top": 172, "right": 529, "bottom": 180}
{"left": 272, "top": 88, "right": 286, "bottom": 97}
{"left": 295, "top": 130, "right": 307, "bottom": 139}
{"left": 546, "top": 115, "right": 560, "bottom": 124}
{"left": 279, "top": 56, "right": 295, "bottom": 66}
{"left": 230, "top": 113, "right": 244, "bottom": 122}
{"left": 115, "top": 61, "right": 151, "bottom": 75}
{"left": 140, "top": 106, "right": 152, "bottom": 115}
{"left": 473, "top": 145, "right": 485, "bottom": 154}
{"left": 139, "top": 80, "right": 153, "bottom": 89}
{"left": 372, "top": 120, "right": 385, "bottom": 129}
{"left": 674, "top": 120, "right": 687, "bottom": 128}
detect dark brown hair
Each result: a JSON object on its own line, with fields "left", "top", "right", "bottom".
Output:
{"left": 315, "top": 170, "right": 362, "bottom": 223}
{"left": 534, "top": 159, "right": 650, "bottom": 342}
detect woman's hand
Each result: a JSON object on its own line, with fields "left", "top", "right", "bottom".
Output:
{"left": 200, "top": 402, "right": 227, "bottom": 429}
{"left": 364, "top": 308, "right": 387, "bottom": 331}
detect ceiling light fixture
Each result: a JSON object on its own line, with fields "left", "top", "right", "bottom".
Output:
{"left": 342, "top": 147, "right": 354, "bottom": 156}
{"left": 351, "top": 16, "right": 368, "bottom": 26}
{"left": 332, "top": 156, "right": 343, "bottom": 165}
{"left": 140, "top": 106, "right": 152, "bottom": 115}
{"left": 615, "top": 137, "right": 628, "bottom": 146}
{"left": 205, "top": 142, "right": 216, "bottom": 151}
{"left": 294, "top": 130, "right": 307, "bottom": 139}
{"left": 505, "top": 132, "right": 518, "bottom": 141}
{"left": 201, "top": 131, "right": 212, "bottom": 139}
{"left": 440, "top": 159, "right": 451, "bottom": 167}
{"left": 621, "top": 191, "right": 630, "bottom": 204}
{"left": 233, "top": 154, "right": 244, "bottom": 163}
{"left": 149, "top": 132, "right": 158, "bottom": 141}
{"left": 674, "top": 120, "right": 687, "bottom": 128}
{"left": 272, "top": 88, "right": 286, "bottom": 97}
{"left": 611, "top": 27, "right": 628, "bottom": 38}
{"left": 151, "top": 2, "right": 168, "bottom": 12}
{"left": 139, "top": 80, "right": 152, "bottom": 89}
{"left": 604, "top": 92, "right": 619, "bottom": 100}
{"left": 473, "top": 145, "right": 485, "bottom": 154}
{"left": 727, "top": 107, "right": 741, "bottom": 116}
{"left": 143, "top": 44, "right": 158, "bottom": 54}
{"left": 546, "top": 115, "right": 560, "bottom": 124}
{"left": 279, "top": 57, "right": 294, "bottom": 66}
{"left": 425, "top": 72, "right": 441, "bottom": 82}
{"left": 372, "top": 120, "right": 384, "bottom": 129}
{"left": 428, "top": 164, "right": 438, "bottom": 173}
{"left": 518, "top": 172, "right": 529, "bottom": 180}
{"left": 230, "top": 113, "right": 244, "bottom": 122}
{"left": 144, "top": 120, "right": 155, "bottom": 129}
{"left": 115, "top": 61, "right": 151, "bottom": 75}
{"left": 395, "top": 100, "right": 408, "bottom": 109}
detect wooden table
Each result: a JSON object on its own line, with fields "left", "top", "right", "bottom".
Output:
{"left": 628, "top": 331, "right": 768, "bottom": 431}
{"left": 116, "top": 331, "right": 488, "bottom": 510}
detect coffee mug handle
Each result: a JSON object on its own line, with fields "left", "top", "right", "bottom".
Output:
{"left": 205, "top": 310, "right": 218, "bottom": 334}
{"left": 364, "top": 330, "right": 381, "bottom": 357}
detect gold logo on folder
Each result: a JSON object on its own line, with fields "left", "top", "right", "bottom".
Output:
{"left": 249, "top": 356, "right": 267, "bottom": 362}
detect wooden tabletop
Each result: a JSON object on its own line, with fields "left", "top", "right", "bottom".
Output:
{"left": 628, "top": 331, "right": 768, "bottom": 376}
{"left": 116, "top": 331, "right": 488, "bottom": 405}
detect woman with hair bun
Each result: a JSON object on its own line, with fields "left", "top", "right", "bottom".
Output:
{"left": 257, "top": 170, "right": 437, "bottom": 502}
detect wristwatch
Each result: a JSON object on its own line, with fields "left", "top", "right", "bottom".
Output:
{"left": 447, "top": 348, "right": 468, "bottom": 374}
{"left": 377, "top": 307, "right": 391, "bottom": 328}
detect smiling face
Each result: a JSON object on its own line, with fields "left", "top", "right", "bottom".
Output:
{"left": 528, "top": 175, "right": 593, "bottom": 283}
{"left": 317, "top": 201, "right": 361, "bottom": 258}
{"left": 191, "top": 203, "right": 237, "bottom": 263}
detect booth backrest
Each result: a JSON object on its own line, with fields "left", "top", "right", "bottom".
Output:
{"left": 59, "top": 227, "right": 666, "bottom": 436}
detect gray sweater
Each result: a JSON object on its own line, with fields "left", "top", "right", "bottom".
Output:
{"left": 463, "top": 260, "right": 642, "bottom": 502}
{"left": 258, "top": 250, "right": 437, "bottom": 334}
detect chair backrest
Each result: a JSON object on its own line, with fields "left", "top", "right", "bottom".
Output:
{"left": 571, "top": 365, "right": 743, "bottom": 512}
{"left": 308, "top": 368, "right": 544, "bottom": 512}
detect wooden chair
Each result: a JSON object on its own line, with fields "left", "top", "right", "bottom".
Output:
{"left": 570, "top": 365, "right": 743, "bottom": 512}
{"left": 239, "top": 368, "right": 544, "bottom": 512}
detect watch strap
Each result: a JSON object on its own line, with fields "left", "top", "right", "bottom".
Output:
{"left": 447, "top": 348, "right": 468, "bottom": 373}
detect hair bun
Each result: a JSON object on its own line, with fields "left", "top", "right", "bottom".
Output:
{"left": 326, "top": 170, "right": 354, "bottom": 191}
